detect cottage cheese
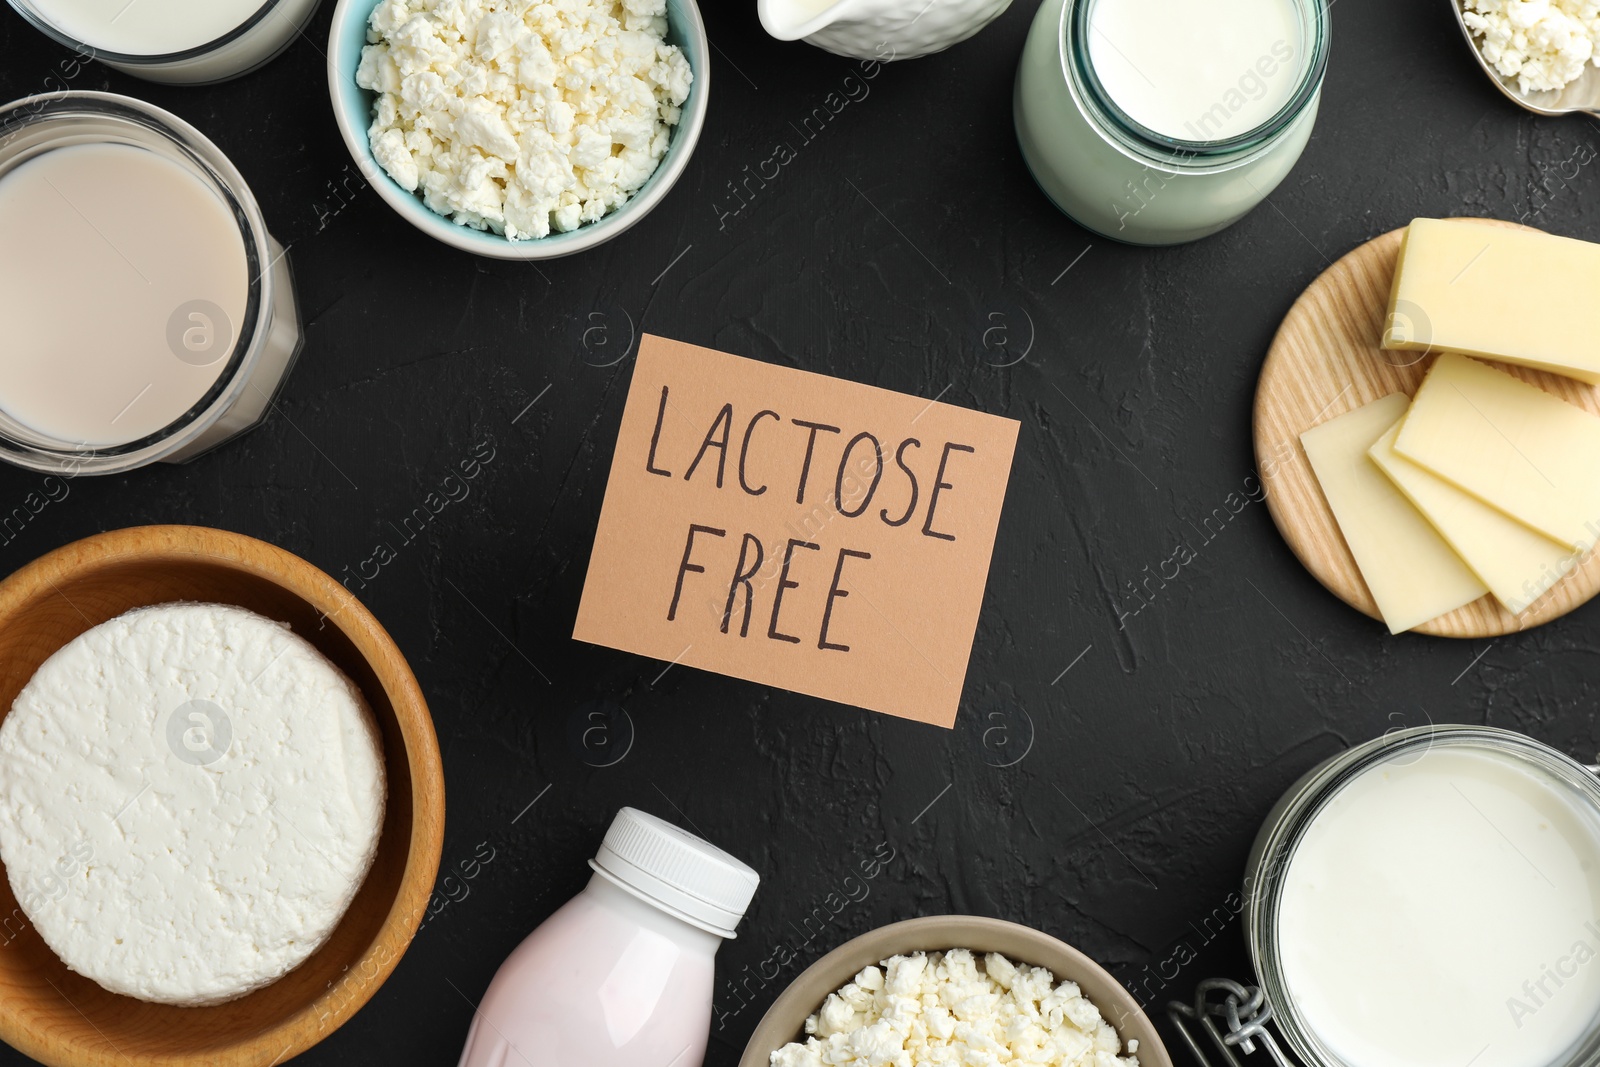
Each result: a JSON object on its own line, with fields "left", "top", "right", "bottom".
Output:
{"left": 770, "top": 950, "right": 1142, "bottom": 1067}
{"left": 1461, "top": 0, "right": 1600, "bottom": 93}
{"left": 356, "top": 0, "right": 693, "bottom": 240}
{"left": 0, "top": 603, "right": 386, "bottom": 1006}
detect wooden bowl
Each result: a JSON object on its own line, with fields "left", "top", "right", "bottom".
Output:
{"left": 738, "top": 916, "right": 1173, "bottom": 1067}
{"left": 0, "top": 525, "right": 445, "bottom": 1067}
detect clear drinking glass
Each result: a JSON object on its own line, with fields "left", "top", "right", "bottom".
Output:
{"left": 0, "top": 92, "right": 303, "bottom": 475}
{"left": 1013, "top": 0, "right": 1331, "bottom": 245}
{"left": 4, "top": 0, "right": 322, "bottom": 85}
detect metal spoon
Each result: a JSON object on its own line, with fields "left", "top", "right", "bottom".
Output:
{"left": 1449, "top": 1, "right": 1600, "bottom": 117}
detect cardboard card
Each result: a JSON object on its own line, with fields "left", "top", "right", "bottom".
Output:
{"left": 573, "top": 335, "right": 1020, "bottom": 728}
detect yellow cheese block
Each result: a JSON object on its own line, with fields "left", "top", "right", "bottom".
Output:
{"left": 1368, "top": 419, "right": 1574, "bottom": 614}
{"left": 1383, "top": 218, "right": 1600, "bottom": 384}
{"left": 1394, "top": 353, "right": 1600, "bottom": 551}
{"left": 1301, "top": 394, "right": 1487, "bottom": 633}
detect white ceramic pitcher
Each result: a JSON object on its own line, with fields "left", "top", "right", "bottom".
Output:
{"left": 758, "top": 0, "right": 1013, "bottom": 61}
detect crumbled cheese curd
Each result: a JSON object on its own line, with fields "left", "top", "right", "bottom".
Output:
{"left": 770, "top": 950, "right": 1142, "bottom": 1067}
{"left": 356, "top": 0, "right": 692, "bottom": 240}
{"left": 1461, "top": 0, "right": 1600, "bottom": 93}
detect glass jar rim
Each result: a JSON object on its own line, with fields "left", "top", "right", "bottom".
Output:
{"left": 4, "top": 0, "right": 286, "bottom": 65}
{"left": 1244, "top": 725, "right": 1600, "bottom": 1067}
{"left": 0, "top": 91, "right": 274, "bottom": 475}
{"left": 1061, "top": 0, "right": 1332, "bottom": 165}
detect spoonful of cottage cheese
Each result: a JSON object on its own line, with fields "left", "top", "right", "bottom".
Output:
{"left": 356, "top": 0, "right": 693, "bottom": 241}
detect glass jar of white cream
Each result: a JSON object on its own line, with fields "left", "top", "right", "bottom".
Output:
{"left": 0, "top": 93, "right": 303, "bottom": 475}
{"left": 1174, "top": 725, "right": 1600, "bottom": 1067}
{"left": 5, "top": 0, "right": 322, "bottom": 85}
{"left": 1013, "top": 0, "right": 1330, "bottom": 245}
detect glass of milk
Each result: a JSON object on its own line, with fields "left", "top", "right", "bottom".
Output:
{"left": 0, "top": 92, "right": 303, "bottom": 475}
{"left": 1013, "top": 0, "right": 1330, "bottom": 245}
{"left": 1235, "top": 726, "right": 1600, "bottom": 1067}
{"left": 5, "top": 0, "right": 322, "bottom": 84}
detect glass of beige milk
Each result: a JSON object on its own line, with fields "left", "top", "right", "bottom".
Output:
{"left": 5, "top": 0, "right": 322, "bottom": 84}
{"left": 0, "top": 92, "right": 302, "bottom": 475}
{"left": 1013, "top": 0, "right": 1330, "bottom": 245}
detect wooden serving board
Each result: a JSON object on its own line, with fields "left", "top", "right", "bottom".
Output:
{"left": 1253, "top": 219, "right": 1600, "bottom": 639}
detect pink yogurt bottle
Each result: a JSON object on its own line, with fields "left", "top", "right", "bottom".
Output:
{"left": 457, "top": 807, "right": 761, "bottom": 1067}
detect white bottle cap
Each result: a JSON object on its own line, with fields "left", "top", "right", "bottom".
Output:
{"left": 588, "top": 807, "right": 760, "bottom": 939}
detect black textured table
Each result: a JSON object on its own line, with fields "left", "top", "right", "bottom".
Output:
{"left": 1, "top": 1, "right": 1597, "bottom": 1065}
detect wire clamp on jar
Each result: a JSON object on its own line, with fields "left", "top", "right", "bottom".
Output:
{"left": 1167, "top": 979, "right": 1296, "bottom": 1067}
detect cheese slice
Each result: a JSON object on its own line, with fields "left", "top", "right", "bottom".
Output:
{"left": 1301, "top": 394, "right": 1486, "bottom": 633}
{"left": 1393, "top": 353, "right": 1600, "bottom": 551}
{"left": 1368, "top": 419, "right": 1575, "bottom": 614}
{"left": 1383, "top": 218, "right": 1600, "bottom": 384}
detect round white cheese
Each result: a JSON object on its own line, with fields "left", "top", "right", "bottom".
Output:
{"left": 0, "top": 602, "right": 386, "bottom": 1006}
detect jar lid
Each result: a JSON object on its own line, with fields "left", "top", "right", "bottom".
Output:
{"left": 588, "top": 807, "right": 759, "bottom": 939}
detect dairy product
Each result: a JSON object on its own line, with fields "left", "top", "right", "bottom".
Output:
{"left": 1300, "top": 393, "right": 1487, "bottom": 632}
{"left": 1368, "top": 420, "right": 1572, "bottom": 614}
{"left": 0, "top": 603, "right": 385, "bottom": 1006}
{"left": 1394, "top": 354, "right": 1600, "bottom": 551}
{"left": 1383, "top": 219, "right": 1600, "bottom": 384}
{"left": 1278, "top": 745, "right": 1600, "bottom": 1067}
{"left": 1014, "top": 0, "right": 1324, "bottom": 245}
{"left": 0, "top": 143, "right": 248, "bottom": 447}
{"left": 356, "top": 0, "right": 693, "bottom": 240}
{"left": 1086, "top": 0, "right": 1305, "bottom": 141}
{"left": 458, "top": 808, "right": 758, "bottom": 1067}
{"left": 21, "top": 0, "right": 270, "bottom": 54}
{"left": 15, "top": 0, "right": 322, "bottom": 83}
{"left": 1461, "top": 0, "right": 1600, "bottom": 94}
{"left": 770, "top": 949, "right": 1139, "bottom": 1067}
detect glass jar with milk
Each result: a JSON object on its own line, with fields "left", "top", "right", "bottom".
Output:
{"left": 5, "top": 0, "right": 322, "bottom": 84}
{"left": 0, "top": 93, "right": 303, "bottom": 475}
{"left": 1014, "top": 0, "right": 1330, "bottom": 245}
{"left": 1171, "top": 725, "right": 1600, "bottom": 1067}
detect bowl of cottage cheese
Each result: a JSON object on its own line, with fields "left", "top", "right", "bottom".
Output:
{"left": 328, "top": 0, "right": 706, "bottom": 259}
{"left": 1454, "top": 0, "right": 1600, "bottom": 115}
{"left": 740, "top": 915, "right": 1171, "bottom": 1067}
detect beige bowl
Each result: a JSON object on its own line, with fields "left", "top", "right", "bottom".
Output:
{"left": 0, "top": 525, "right": 445, "bottom": 1067}
{"left": 739, "top": 916, "right": 1173, "bottom": 1067}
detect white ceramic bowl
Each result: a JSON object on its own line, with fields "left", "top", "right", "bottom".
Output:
{"left": 327, "top": 0, "right": 708, "bottom": 260}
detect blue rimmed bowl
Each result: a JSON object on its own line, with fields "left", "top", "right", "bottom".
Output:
{"left": 326, "top": 0, "right": 708, "bottom": 260}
